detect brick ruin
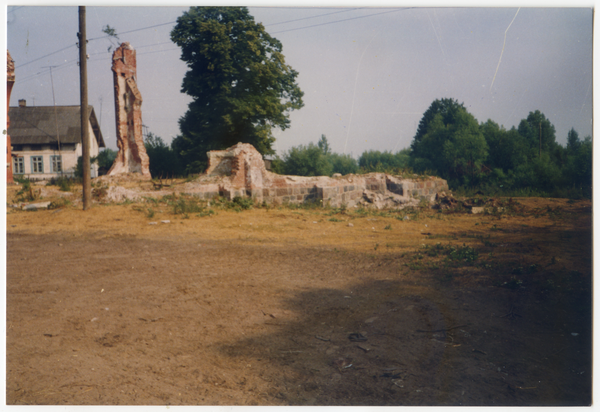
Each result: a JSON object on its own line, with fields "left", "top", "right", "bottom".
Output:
{"left": 7, "top": 50, "right": 15, "bottom": 184}
{"left": 96, "top": 44, "right": 447, "bottom": 206}
{"left": 107, "top": 42, "right": 151, "bottom": 179}
{"left": 181, "top": 143, "right": 449, "bottom": 209}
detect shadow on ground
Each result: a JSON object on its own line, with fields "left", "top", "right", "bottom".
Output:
{"left": 217, "top": 253, "right": 591, "bottom": 406}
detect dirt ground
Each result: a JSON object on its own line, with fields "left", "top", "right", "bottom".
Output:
{"left": 5, "top": 182, "right": 593, "bottom": 406}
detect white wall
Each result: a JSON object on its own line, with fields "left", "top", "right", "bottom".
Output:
{"left": 13, "top": 120, "right": 102, "bottom": 180}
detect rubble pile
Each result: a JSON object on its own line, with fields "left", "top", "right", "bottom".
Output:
{"left": 14, "top": 143, "right": 451, "bottom": 210}
{"left": 181, "top": 143, "right": 449, "bottom": 209}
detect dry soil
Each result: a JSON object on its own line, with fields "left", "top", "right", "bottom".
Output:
{"left": 6, "top": 183, "right": 592, "bottom": 406}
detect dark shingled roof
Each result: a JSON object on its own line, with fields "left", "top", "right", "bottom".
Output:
{"left": 8, "top": 105, "right": 105, "bottom": 148}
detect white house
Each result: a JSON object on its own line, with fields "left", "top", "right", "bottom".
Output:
{"left": 8, "top": 100, "right": 105, "bottom": 180}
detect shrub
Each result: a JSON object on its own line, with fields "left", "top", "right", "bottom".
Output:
{"left": 47, "top": 176, "right": 75, "bottom": 192}
{"left": 232, "top": 196, "right": 254, "bottom": 210}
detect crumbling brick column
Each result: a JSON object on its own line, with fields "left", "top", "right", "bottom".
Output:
{"left": 107, "top": 42, "right": 151, "bottom": 178}
{"left": 6, "top": 50, "right": 14, "bottom": 184}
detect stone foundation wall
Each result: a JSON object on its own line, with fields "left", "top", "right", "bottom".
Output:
{"left": 184, "top": 143, "right": 449, "bottom": 209}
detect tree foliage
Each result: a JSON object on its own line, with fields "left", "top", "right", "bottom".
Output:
{"left": 145, "top": 132, "right": 186, "bottom": 178}
{"left": 171, "top": 7, "right": 304, "bottom": 173}
{"left": 517, "top": 110, "right": 557, "bottom": 156}
{"left": 358, "top": 149, "right": 410, "bottom": 173}
{"left": 411, "top": 97, "right": 466, "bottom": 157}
{"left": 410, "top": 99, "right": 488, "bottom": 184}
{"left": 407, "top": 98, "right": 591, "bottom": 197}
{"left": 97, "top": 148, "right": 117, "bottom": 175}
{"left": 281, "top": 143, "right": 334, "bottom": 177}
{"left": 480, "top": 121, "right": 528, "bottom": 172}
{"left": 328, "top": 152, "right": 359, "bottom": 175}
{"left": 102, "top": 25, "right": 120, "bottom": 53}
{"left": 277, "top": 135, "right": 359, "bottom": 177}
{"left": 317, "top": 134, "right": 331, "bottom": 155}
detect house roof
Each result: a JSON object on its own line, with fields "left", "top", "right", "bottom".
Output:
{"left": 8, "top": 105, "right": 105, "bottom": 148}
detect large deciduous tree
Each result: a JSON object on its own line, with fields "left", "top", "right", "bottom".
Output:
{"left": 171, "top": 7, "right": 304, "bottom": 173}
{"left": 480, "top": 120, "right": 528, "bottom": 172}
{"left": 411, "top": 97, "right": 466, "bottom": 158}
{"left": 410, "top": 98, "right": 488, "bottom": 184}
{"left": 517, "top": 110, "right": 557, "bottom": 157}
{"left": 281, "top": 143, "right": 333, "bottom": 177}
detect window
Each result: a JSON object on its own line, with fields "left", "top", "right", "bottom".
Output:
{"left": 13, "top": 157, "right": 24, "bottom": 174}
{"left": 31, "top": 156, "right": 43, "bottom": 173}
{"left": 51, "top": 155, "right": 62, "bottom": 173}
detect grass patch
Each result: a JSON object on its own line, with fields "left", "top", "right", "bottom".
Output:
{"left": 14, "top": 178, "right": 38, "bottom": 202}
{"left": 47, "top": 176, "right": 77, "bottom": 192}
{"left": 173, "top": 198, "right": 206, "bottom": 215}
{"left": 48, "top": 198, "right": 71, "bottom": 209}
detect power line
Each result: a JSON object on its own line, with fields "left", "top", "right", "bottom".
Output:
{"left": 87, "top": 20, "right": 178, "bottom": 41}
{"left": 15, "top": 44, "right": 76, "bottom": 69}
{"left": 271, "top": 8, "right": 413, "bottom": 34}
{"left": 15, "top": 7, "right": 400, "bottom": 70}
{"left": 13, "top": 7, "right": 414, "bottom": 85}
{"left": 16, "top": 46, "right": 181, "bottom": 85}
{"left": 263, "top": 8, "right": 361, "bottom": 27}
{"left": 17, "top": 22, "right": 179, "bottom": 69}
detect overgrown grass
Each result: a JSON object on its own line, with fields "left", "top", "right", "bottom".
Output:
{"left": 47, "top": 176, "right": 78, "bottom": 192}
{"left": 48, "top": 198, "right": 71, "bottom": 209}
{"left": 135, "top": 194, "right": 256, "bottom": 218}
{"left": 14, "top": 178, "right": 37, "bottom": 202}
{"left": 173, "top": 197, "right": 206, "bottom": 216}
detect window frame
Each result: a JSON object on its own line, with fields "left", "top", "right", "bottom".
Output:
{"left": 51, "top": 155, "right": 62, "bottom": 173}
{"left": 31, "top": 155, "right": 44, "bottom": 174}
{"left": 13, "top": 156, "right": 24, "bottom": 174}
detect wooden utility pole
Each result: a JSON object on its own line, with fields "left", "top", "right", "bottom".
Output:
{"left": 78, "top": 6, "right": 91, "bottom": 209}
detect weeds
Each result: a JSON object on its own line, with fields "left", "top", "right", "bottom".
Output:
{"left": 48, "top": 198, "right": 71, "bottom": 209}
{"left": 47, "top": 176, "right": 75, "bottom": 192}
{"left": 446, "top": 244, "right": 479, "bottom": 262}
{"left": 419, "top": 243, "right": 479, "bottom": 263}
{"left": 197, "top": 209, "right": 216, "bottom": 218}
{"left": 15, "top": 178, "right": 37, "bottom": 202}
{"left": 143, "top": 196, "right": 159, "bottom": 205}
{"left": 231, "top": 196, "right": 253, "bottom": 211}
{"left": 164, "top": 195, "right": 255, "bottom": 216}
{"left": 92, "top": 186, "right": 108, "bottom": 201}
{"left": 173, "top": 198, "right": 205, "bottom": 215}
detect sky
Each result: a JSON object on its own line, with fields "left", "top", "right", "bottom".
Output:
{"left": 4, "top": 3, "right": 594, "bottom": 158}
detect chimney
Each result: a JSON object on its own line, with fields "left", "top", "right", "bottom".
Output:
{"left": 18, "top": 99, "right": 26, "bottom": 107}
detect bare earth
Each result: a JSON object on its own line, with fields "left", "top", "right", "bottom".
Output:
{"left": 6, "top": 183, "right": 592, "bottom": 406}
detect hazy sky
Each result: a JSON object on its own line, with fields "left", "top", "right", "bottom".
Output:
{"left": 5, "top": 4, "right": 594, "bottom": 157}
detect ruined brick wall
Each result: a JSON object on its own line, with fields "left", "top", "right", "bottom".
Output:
{"left": 7, "top": 50, "right": 15, "bottom": 184}
{"left": 107, "top": 42, "right": 151, "bottom": 178}
{"left": 185, "top": 143, "right": 449, "bottom": 209}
